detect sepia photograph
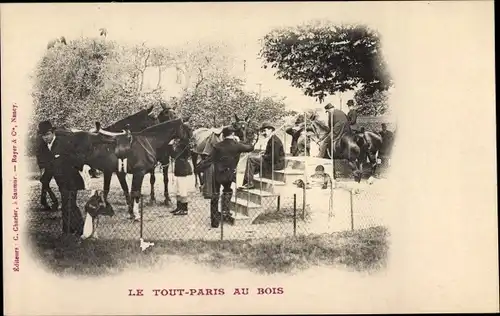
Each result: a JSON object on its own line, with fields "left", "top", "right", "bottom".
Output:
{"left": 2, "top": 2, "right": 497, "bottom": 315}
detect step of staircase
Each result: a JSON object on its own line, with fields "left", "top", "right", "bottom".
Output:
{"left": 253, "top": 175, "right": 286, "bottom": 192}
{"left": 235, "top": 187, "right": 278, "bottom": 208}
{"left": 227, "top": 211, "right": 252, "bottom": 226}
{"left": 228, "top": 197, "right": 262, "bottom": 221}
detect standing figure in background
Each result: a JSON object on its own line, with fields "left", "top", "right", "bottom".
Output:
{"left": 295, "top": 127, "right": 315, "bottom": 156}
{"left": 285, "top": 114, "right": 305, "bottom": 156}
{"left": 346, "top": 99, "right": 359, "bottom": 133}
{"left": 379, "top": 123, "right": 394, "bottom": 167}
{"left": 170, "top": 135, "right": 193, "bottom": 216}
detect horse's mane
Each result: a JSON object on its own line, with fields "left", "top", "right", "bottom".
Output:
{"left": 105, "top": 106, "right": 155, "bottom": 132}
{"left": 136, "top": 118, "right": 182, "bottom": 135}
{"left": 310, "top": 118, "right": 329, "bottom": 132}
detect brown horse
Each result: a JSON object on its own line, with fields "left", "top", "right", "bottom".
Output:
{"left": 190, "top": 114, "right": 250, "bottom": 189}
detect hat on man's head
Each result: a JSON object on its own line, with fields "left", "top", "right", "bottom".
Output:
{"left": 324, "top": 103, "right": 334, "bottom": 110}
{"left": 347, "top": 99, "right": 355, "bottom": 107}
{"left": 222, "top": 126, "right": 236, "bottom": 137}
{"left": 259, "top": 122, "right": 275, "bottom": 131}
{"left": 38, "top": 120, "right": 55, "bottom": 135}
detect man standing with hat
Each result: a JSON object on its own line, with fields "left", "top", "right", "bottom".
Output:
{"left": 318, "top": 103, "right": 351, "bottom": 158}
{"left": 240, "top": 122, "right": 285, "bottom": 190}
{"left": 37, "top": 120, "right": 86, "bottom": 237}
{"left": 36, "top": 134, "right": 59, "bottom": 211}
{"left": 195, "top": 126, "right": 255, "bottom": 228}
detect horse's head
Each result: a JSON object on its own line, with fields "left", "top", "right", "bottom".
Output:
{"left": 104, "top": 106, "right": 157, "bottom": 132}
{"left": 303, "top": 116, "right": 329, "bottom": 144}
{"left": 232, "top": 114, "right": 250, "bottom": 141}
{"left": 158, "top": 104, "right": 177, "bottom": 123}
{"left": 176, "top": 116, "right": 193, "bottom": 144}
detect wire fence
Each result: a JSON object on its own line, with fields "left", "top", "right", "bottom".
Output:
{"left": 28, "top": 179, "right": 386, "bottom": 244}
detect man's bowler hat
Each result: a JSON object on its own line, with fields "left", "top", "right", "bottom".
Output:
{"left": 38, "top": 120, "right": 55, "bottom": 135}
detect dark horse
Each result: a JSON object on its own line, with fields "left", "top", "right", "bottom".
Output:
{"left": 97, "top": 118, "right": 192, "bottom": 220}
{"left": 190, "top": 114, "right": 250, "bottom": 189}
{"left": 85, "top": 106, "right": 159, "bottom": 206}
{"left": 305, "top": 113, "right": 382, "bottom": 182}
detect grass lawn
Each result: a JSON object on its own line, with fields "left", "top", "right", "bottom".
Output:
{"left": 29, "top": 226, "right": 389, "bottom": 277}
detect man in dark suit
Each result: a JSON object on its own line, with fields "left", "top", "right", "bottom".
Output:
{"left": 37, "top": 120, "right": 86, "bottom": 236}
{"left": 379, "top": 123, "right": 394, "bottom": 166}
{"left": 36, "top": 136, "right": 59, "bottom": 211}
{"left": 346, "top": 99, "right": 359, "bottom": 132}
{"left": 195, "top": 126, "right": 254, "bottom": 228}
{"left": 318, "top": 103, "right": 351, "bottom": 158}
{"left": 240, "top": 122, "right": 285, "bottom": 190}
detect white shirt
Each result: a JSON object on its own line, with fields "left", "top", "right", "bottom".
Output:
{"left": 47, "top": 135, "right": 56, "bottom": 151}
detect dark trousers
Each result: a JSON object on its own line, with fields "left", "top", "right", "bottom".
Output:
{"left": 40, "top": 169, "right": 58, "bottom": 208}
{"left": 210, "top": 180, "right": 233, "bottom": 228}
{"left": 242, "top": 154, "right": 264, "bottom": 186}
{"left": 60, "top": 189, "right": 84, "bottom": 235}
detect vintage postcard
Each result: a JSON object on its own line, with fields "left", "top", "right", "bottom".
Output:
{"left": 2, "top": 2, "right": 498, "bottom": 315}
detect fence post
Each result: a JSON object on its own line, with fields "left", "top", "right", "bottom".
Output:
{"left": 140, "top": 195, "right": 144, "bottom": 239}
{"left": 350, "top": 189, "right": 354, "bottom": 231}
{"left": 276, "top": 195, "right": 281, "bottom": 212}
{"left": 220, "top": 192, "right": 224, "bottom": 241}
{"left": 293, "top": 193, "right": 297, "bottom": 237}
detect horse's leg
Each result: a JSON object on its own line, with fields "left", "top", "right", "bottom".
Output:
{"left": 191, "top": 152, "right": 199, "bottom": 189}
{"left": 149, "top": 169, "right": 156, "bottom": 205}
{"left": 116, "top": 172, "right": 131, "bottom": 207}
{"left": 162, "top": 163, "right": 173, "bottom": 207}
{"left": 129, "top": 171, "right": 146, "bottom": 221}
{"left": 103, "top": 171, "right": 112, "bottom": 204}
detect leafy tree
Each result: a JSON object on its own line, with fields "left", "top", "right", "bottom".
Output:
{"left": 354, "top": 88, "right": 389, "bottom": 116}
{"left": 259, "top": 21, "right": 393, "bottom": 102}
{"left": 31, "top": 37, "right": 164, "bottom": 136}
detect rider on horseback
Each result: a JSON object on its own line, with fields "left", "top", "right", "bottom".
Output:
{"left": 318, "top": 103, "right": 351, "bottom": 158}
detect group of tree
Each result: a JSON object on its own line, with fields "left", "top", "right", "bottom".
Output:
{"left": 31, "top": 31, "right": 292, "bottom": 144}
{"left": 32, "top": 19, "right": 392, "bottom": 153}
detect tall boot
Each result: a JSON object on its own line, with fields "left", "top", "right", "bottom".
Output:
{"left": 210, "top": 197, "right": 220, "bottom": 228}
{"left": 221, "top": 191, "right": 234, "bottom": 224}
{"left": 174, "top": 202, "right": 188, "bottom": 216}
{"left": 170, "top": 200, "right": 181, "bottom": 214}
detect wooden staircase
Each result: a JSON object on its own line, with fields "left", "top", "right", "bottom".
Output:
{"left": 226, "top": 154, "right": 340, "bottom": 226}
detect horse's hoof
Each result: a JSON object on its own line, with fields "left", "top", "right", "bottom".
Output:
{"left": 164, "top": 200, "right": 173, "bottom": 207}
